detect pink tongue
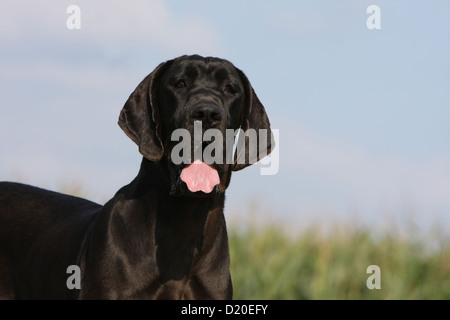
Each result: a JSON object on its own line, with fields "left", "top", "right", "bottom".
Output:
{"left": 180, "top": 160, "right": 220, "bottom": 193}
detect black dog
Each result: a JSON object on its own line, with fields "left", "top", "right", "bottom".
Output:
{"left": 0, "top": 55, "right": 274, "bottom": 299}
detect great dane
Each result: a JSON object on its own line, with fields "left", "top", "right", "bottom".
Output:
{"left": 0, "top": 55, "right": 274, "bottom": 299}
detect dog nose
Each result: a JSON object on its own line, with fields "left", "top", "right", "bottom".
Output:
{"left": 190, "top": 104, "right": 223, "bottom": 127}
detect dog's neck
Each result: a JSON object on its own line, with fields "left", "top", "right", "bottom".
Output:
{"left": 113, "top": 157, "right": 227, "bottom": 255}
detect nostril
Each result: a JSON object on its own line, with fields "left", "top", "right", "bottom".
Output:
{"left": 191, "top": 108, "right": 205, "bottom": 121}
{"left": 210, "top": 109, "right": 223, "bottom": 121}
{"left": 190, "top": 105, "right": 222, "bottom": 124}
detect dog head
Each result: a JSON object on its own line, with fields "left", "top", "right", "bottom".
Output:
{"left": 119, "top": 55, "right": 274, "bottom": 196}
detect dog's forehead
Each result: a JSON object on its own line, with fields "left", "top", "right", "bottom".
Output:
{"left": 168, "top": 56, "right": 240, "bottom": 82}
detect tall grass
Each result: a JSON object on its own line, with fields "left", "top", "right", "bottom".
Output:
{"left": 229, "top": 222, "right": 450, "bottom": 300}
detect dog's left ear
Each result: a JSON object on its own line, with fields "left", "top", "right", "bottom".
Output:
{"left": 118, "top": 61, "right": 172, "bottom": 162}
{"left": 232, "top": 69, "right": 275, "bottom": 171}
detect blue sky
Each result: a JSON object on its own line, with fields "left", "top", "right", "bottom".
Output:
{"left": 1, "top": 1, "right": 449, "bottom": 232}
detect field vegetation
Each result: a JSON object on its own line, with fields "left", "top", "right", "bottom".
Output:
{"left": 229, "top": 220, "right": 450, "bottom": 299}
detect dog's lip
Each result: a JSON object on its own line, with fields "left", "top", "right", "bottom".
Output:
{"left": 174, "top": 158, "right": 222, "bottom": 172}
{"left": 178, "top": 163, "right": 224, "bottom": 179}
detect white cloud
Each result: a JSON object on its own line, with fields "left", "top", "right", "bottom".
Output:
{"left": 0, "top": 0, "right": 224, "bottom": 57}
{"left": 0, "top": 0, "right": 226, "bottom": 124}
{"left": 81, "top": 0, "right": 223, "bottom": 55}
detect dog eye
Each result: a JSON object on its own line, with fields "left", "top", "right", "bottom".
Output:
{"left": 172, "top": 80, "right": 186, "bottom": 89}
{"left": 224, "top": 85, "right": 236, "bottom": 94}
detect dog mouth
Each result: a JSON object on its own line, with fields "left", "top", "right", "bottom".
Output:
{"left": 169, "top": 160, "right": 221, "bottom": 197}
{"left": 180, "top": 160, "right": 220, "bottom": 193}
{"left": 167, "top": 135, "right": 226, "bottom": 197}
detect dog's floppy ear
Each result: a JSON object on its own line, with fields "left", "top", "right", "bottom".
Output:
{"left": 118, "top": 61, "right": 170, "bottom": 162}
{"left": 232, "top": 69, "right": 275, "bottom": 171}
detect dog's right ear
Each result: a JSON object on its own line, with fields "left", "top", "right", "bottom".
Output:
{"left": 118, "top": 61, "right": 171, "bottom": 162}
